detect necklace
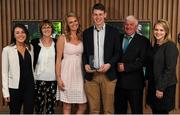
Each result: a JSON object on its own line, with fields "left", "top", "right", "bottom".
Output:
{"left": 16, "top": 45, "right": 26, "bottom": 58}
{"left": 41, "top": 38, "right": 52, "bottom": 47}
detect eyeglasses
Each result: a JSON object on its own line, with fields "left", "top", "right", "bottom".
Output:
{"left": 42, "top": 26, "right": 52, "bottom": 29}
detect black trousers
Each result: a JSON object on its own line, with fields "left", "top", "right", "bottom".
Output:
{"left": 114, "top": 87, "right": 143, "bottom": 114}
{"left": 9, "top": 88, "right": 34, "bottom": 114}
{"left": 152, "top": 108, "right": 169, "bottom": 114}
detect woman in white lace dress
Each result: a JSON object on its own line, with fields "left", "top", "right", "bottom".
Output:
{"left": 56, "top": 12, "right": 87, "bottom": 114}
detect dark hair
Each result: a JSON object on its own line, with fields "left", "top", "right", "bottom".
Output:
{"left": 11, "top": 23, "right": 31, "bottom": 50}
{"left": 39, "top": 19, "right": 54, "bottom": 36}
{"left": 92, "top": 3, "right": 106, "bottom": 12}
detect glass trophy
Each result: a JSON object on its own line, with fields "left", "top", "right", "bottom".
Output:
{"left": 89, "top": 55, "right": 97, "bottom": 71}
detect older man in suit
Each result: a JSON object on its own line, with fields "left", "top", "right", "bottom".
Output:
{"left": 82, "top": 3, "right": 121, "bottom": 114}
{"left": 114, "top": 15, "right": 150, "bottom": 114}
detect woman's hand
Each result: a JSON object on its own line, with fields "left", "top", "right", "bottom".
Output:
{"left": 156, "top": 90, "right": 164, "bottom": 99}
{"left": 4, "top": 97, "right": 10, "bottom": 102}
{"left": 57, "top": 79, "right": 65, "bottom": 91}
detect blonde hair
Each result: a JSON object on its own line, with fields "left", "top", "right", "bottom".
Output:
{"left": 63, "top": 12, "right": 82, "bottom": 41}
{"left": 152, "top": 19, "right": 172, "bottom": 46}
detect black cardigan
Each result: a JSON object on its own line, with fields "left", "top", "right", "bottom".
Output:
{"left": 146, "top": 41, "right": 179, "bottom": 91}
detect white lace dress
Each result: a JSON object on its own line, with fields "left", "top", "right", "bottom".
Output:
{"left": 56, "top": 40, "right": 87, "bottom": 103}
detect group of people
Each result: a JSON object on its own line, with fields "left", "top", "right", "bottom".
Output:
{"left": 1, "top": 3, "right": 179, "bottom": 114}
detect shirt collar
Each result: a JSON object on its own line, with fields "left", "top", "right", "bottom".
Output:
{"left": 38, "top": 38, "right": 55, "bottom": 48}
{"left": 13, "top": 44, "right": 28, "bottom": 49}
{"left": 124, "top": 33, "right": 135, "bottom": 39}
{"left": 94, "top": 23, "right": 105, "bottom": 31}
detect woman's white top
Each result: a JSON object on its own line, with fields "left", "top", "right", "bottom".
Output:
{"left": 34, "top": 40, "right": 56, "bottom": 81}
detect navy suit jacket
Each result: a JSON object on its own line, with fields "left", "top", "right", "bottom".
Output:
{"left": 82, "top": 24, "right": 121, "bottom": 81}
{"left": 116, "top": 33, "right": 150, "bottom": 89}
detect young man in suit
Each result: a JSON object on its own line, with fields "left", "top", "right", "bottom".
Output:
{"left": 114, "top": 15, "right": 150, "bottom": 114}
{"left": 82, "top": 3, "right": 121, "bottom": 114}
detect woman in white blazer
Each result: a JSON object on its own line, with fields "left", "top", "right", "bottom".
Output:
{"left": 2, "top": 23, "right": 34, "bottom": 113}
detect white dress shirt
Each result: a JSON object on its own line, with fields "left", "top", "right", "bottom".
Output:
{"left": 93, "top": 24, "right": 106, "bottom": 68}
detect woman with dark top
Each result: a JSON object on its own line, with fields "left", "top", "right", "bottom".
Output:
{"left": 146, "top": 19, "right": 179, "bottom": 114}
{"left": 31, "top": 20, "right": 57, "bottom": 114}
{"left": 2, "top": 23, "right": 34, "bottom": 113}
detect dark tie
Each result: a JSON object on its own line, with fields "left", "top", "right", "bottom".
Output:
{"left": 96, "top": 29, "right": 100, "bottom": 68}
{"left": 123, "top": 36, "right": 131, "bottom": 52}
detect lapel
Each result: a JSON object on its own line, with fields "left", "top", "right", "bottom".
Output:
{"left": 12, "top": 45, "right": 19, "bottom": 60}
{"left": 120, "top": 34, "right": 124, "bottom": 49}
{"left": 104, "top": 24, "right": 109, "bottom": 48}
{"left": 10, "top": 45, "right": 20, "bottom": 69}
{"left": 89, "top": 26, "right": 94, "bottom": 54}
{"left": 36, "top": 39, "right": 42, "bottom": 54}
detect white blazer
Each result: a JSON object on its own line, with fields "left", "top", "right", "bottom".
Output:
{"left": 2, "top": 44, "right": 34, "bottom": 98}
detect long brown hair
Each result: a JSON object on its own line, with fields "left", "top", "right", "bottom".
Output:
{"left": 63, "top": 12, "right": 82, "bottom": 41}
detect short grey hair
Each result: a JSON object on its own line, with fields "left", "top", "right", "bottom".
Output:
{"left": 125, "top": 15, "right": 138, "bottom": 26}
